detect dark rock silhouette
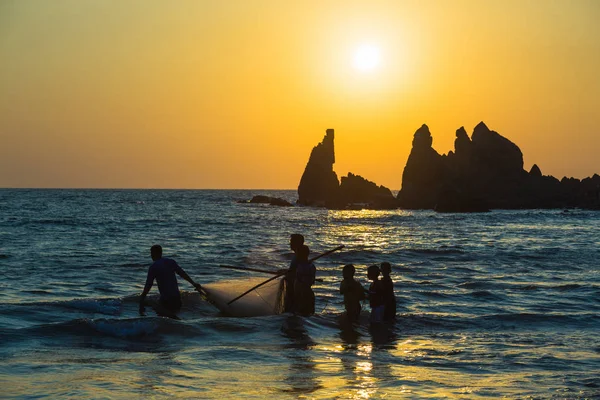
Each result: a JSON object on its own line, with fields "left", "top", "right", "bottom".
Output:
{"left": 397, "top": 124, "right": 445, "bottom": 209}
{"left": 529, "top": 164, "right": 542, "bottom": 177}
{"left": 267, "top": 197, "right": 294, "bottom": 207}
{"left": 398, "top": 122, "right": 600, "bottom": 211}
{"left": 294, "top": 124, "right": 598, "bottom": 211}
{"left": 297, "top": 129, "right": 341, "bottom": 207}
{"left": 297, "top": 129, "right": 397, "bottom": 209}
{"left": 238, "top": 195, "right": 293, "bottom": 207}
{"left": 339, "top": 173, "right": 397, "bottom": 209}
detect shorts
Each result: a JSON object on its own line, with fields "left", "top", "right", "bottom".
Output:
{"left": 370, "top": 305, "right": 385, "bottom": 323}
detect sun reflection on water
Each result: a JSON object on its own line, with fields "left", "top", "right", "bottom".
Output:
{"left": 315, "top": 209, "right": 418, "bottom": 255}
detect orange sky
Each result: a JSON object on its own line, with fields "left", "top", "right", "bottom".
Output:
{"left": 1, "top": 1, "right": 599, "bottom": 189}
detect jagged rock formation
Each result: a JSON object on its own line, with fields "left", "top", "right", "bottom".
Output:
{"left": 529, "top": 164, "right": 542, "bottom": 178}
{"left": 398, "top": 124, "right": 445, "bottom": 209}
{"left": 297, "top": 129, "right": 341, "bottom": 207}
{"left": 297, "top": 129, "right": 397, "bottom": 209}
{"left": 398, "top": 122, "right": 600, "bottom": 211}
{"left": 339, "top": 173, "right": 398, "bottom": 209}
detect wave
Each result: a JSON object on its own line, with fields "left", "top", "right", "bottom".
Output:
{"left": 399, "top": 313, "right": 470, "bottom": 331}
{"left": 11, "top": 218, "right": 85, "bottom": 227}
{"left": 517, "top": 284, "right": 539, "bottom": 291}
{"left": 394, "top": 265, "right": 416, "bottom": 272}
{"left": 478, "top": 312, "right": 600, "bottom": 328}
{"left": 510, "top": 283, "right": 588, "bottom": 292}
{"left": 553, "top": 284, "right": 582, "bottom": 291}
{"left": 374, "top": 311, "right": 600, "bottom": 333}
{"left": 0, "top": 291, "right": 216, "bottom": 320}
{"left": 457, "top": 281, "right": 492, "bottom": 290}
{"left": 118, "top": 262, "right": 149, "bottom": 269}
{"left": 451, "top": 266, "right": 479, "bottom": 273}
{"left": 21, "top": 290, "right": 53, "bottom": 295}
{"left": 414, "top": 290, "right": 451, "bottom": 299}
{"left": 23, "top": 316, "right": 204, "bottom": 339}
{"left": 66, "top": 298, "right": 122, "bottom": 314}
{"left": 333, "top": 249, "right": 384, "bottom": 264}
{"left": 0, "top": 297, "right": 124, "bottom": 316}
{"left": 90, "top": 317, "right": 161, "bottom": 338}
{"left": 405, "top": 248, "right": 465, "bottom": 255}
{"left": 469, "top": 290, "right": 502, "bottom": 299}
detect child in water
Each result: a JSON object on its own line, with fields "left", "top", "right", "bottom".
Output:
{"left": 367, "top": 265, "right": 385, "bottom": 323}
{"left": 294, "top": 244, "right": 316, "bottom": 316}
{"left": 380, "top": 262, "right": 396, "bottom": 321}
{"left": 339, "top": 264, "right": 366, "bottom": 322}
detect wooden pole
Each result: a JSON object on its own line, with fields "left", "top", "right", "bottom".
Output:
{"left": 227, "top": 245, "right": 344, "bottom": 305}
{"left": 219, "top": 265, "right": 279, "bottom": 275}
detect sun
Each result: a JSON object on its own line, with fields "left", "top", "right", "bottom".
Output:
{"left": 352, "top": 44, "right": 381, "bottom": 72}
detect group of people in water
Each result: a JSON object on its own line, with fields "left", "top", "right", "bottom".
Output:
{"left": 340, "top": 262, "right": 396, "bottom": 323}
{"left": 284, "top": 233, "right": 396, "bottom": 322}
{"left": 140, "top": 235, "right": 396, "bottom": 322}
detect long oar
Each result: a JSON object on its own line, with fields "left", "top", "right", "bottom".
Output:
{"left": 227, "top": 245, "right": 344, "bottom": 305}
{"left": 219, "top": 265, "right": 279, "bottom": 275}
{"left": 220, "top": 264, "right": 324, "bottom": 282}
{"left": 226, "top": 271, "right": 286, "bottom": 306}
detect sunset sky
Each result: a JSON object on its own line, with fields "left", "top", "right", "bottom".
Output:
{"left": 1, "top": 1, "right": 599, "bottom": 189}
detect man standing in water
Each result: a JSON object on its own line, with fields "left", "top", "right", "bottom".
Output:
{"left": 139, "top": 244, "right": 203, "bottom": 317}
{"left": 294, "top": 244, "right": 316, "bottom": 316}
{"left": 283, "top": 234, "right": 304, "bottom": 313}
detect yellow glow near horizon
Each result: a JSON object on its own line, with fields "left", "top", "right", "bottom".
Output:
{"left": 1, "top": 1, "right": 599, "bottom": 189}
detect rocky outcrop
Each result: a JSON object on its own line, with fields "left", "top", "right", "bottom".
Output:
{"left": 397, "top": 122, "right": 600, "bottom": 211}
{"left": 294, "top": 124, "right": 598, "bottom": 211}
{"left": 529, "top": 164, "right": 542, "bottom": 177}
{"left": 297, "top": 129, "right": 341, "bottom": 207}
{"left": 297, "top": 129, "right": 398, "bottom": 209}
{"left": 238, "top": 195, "right": 294, "bottom": 207}
{"left": 397, "top": 124, "right": 446, "bottom": 209}
{"left": 251, "top": 195, "right": 293, "bottom": 207}
{"left": 339, "top": 173, "right": 397, "bottom": 209}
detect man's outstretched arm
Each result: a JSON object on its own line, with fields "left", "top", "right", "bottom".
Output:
{"left": 175, "top": 266, "right": 203, "bottom": 292}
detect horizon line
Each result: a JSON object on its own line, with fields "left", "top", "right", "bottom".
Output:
{"left": 0, "top": 187, "right": 304, "bottom": 191}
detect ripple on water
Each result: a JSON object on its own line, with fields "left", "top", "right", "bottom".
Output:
{"left": 0, "top": 190, "right": 599, "bottom": 398}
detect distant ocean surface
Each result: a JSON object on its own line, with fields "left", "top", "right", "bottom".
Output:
{"left": 1, "top": 189, "right": 599, "bottom": 399}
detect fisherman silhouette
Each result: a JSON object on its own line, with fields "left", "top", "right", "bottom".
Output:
{"left": 139, "top": 244, "right": 202, "bottom": 318}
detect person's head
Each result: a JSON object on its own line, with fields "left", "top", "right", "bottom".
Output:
{"left": 290, "top": 234, "right": 304, "bottom": 251}
{"left": 342, "top": 264, "right": 355, "bottom": 280}
{"left": 297, "top": 244, "right": 310, "bottom": 262}
{"left": 367, "top": 264, "right": 380, "bottom": 281}
{"left": 380, "top": 262, "right": 391, "bottom": 276}
{"left": 150, "top": 244, "right": 163, "bottom": 261}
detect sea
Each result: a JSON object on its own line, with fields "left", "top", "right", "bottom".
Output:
{"left": 0, "top": 189, "right": 598, "bottom": 399}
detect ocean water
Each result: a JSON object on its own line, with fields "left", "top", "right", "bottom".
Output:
{"left": 0, "top": 189, "right": 599, "bottom": 399}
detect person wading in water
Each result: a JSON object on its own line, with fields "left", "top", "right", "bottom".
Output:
{"left": 294, "top": 244, "right": 316, "bottom": 316}
{"left": 139, "top": 244, "right": 203, "bottom": 318}
{"left": 284, "top": 234, "right": 304, "bottom": 313}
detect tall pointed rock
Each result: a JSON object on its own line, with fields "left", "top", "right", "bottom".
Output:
{"left": 297, "top": 129, "right": 341, "bottom": 206}
{"left": 397, "top": 124, "right": 445, "bottom": 209}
